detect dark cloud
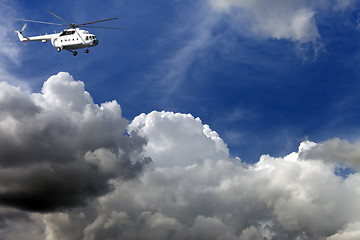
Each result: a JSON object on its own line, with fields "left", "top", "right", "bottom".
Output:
{"left": 0, "top": 72, "right": 151, "bottom": 212}
{"left": 0, "top": 164, "right": 112, "bottom": 212}
{"left": 3, "top": 76, "right": 360, "bottom": 239}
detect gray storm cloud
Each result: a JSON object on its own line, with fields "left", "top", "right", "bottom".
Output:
{"left": 2, "top": 74, "right": 360, "bottom": 239}
{"left": 0, "top": 72, "right": 150, "bottom": 212}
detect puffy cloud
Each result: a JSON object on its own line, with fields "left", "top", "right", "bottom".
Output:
{"left": 3, "top": 75, "right": 360, "bottom": 239}
{"left": 0, "top": 208, "right": 45, "bottom": 240}
{"left": 0, "top": 72, "right": 150, "bottom": 212}
{"left": 327, "top": 221, "right": 360, "bottom": 240}
{"left": 128, "top": 111, "right": 229, "bottom": 167}
{"left": 207, "top": 0, "right": 325, "bottom": 43}
{"left": 207, "top": 0, "right": 357, "bottom": 43}
{"left": 23, "top": 111, "right": 360, "bottom": 240}
{"left": 300, "top": 138, "right": 360, "bottom": 170}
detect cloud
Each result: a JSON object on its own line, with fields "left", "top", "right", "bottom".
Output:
{"left": 8, "top": 110, "right": 357, "bottom": 240}
{"left": 327, "top": 221, "right": 360, "bottom": 240}
{"left": 333, "top": 0, "right": 356, "bottom": 11}
{"left": 208, "top": 0, "right": 321, "bottom": 43}
{"left": 0, "top": 0, "right": 21, "bottom": 63}
{"left": 300, "top": 138, "right": 360, "bottom": 170}
{"left": 0, "top": 0, "right": 34, "bottom": 91}
{"left": 0, "top": 72, "right": 150, "bottom": 212}
{"left": 3, "top": 76, "right": 360, "bottom": 239}
{"left": 206, "top": 0, "right": 335, "bottom": 61}
{"left": 128, "top": 111, "right": 229, "bottom": 167}
{"left": 155, "top": 3, "right": 219, "bottom": 94}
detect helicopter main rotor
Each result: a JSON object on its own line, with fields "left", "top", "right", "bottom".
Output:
{"left": 16, "top": 10, "right": 125, "bottom": 30}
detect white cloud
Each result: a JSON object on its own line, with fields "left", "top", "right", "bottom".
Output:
{"left": 3, "top": 75, "right": 360, "bottom": 239}
{"left": 300, "top": 138, "right": 360, "bottom": 170}
{"left": 0, "top": 0, "right": 33, "bottom": 91}
{"left": 327, "top": 221, "right": 360, "bottom": 240}
{"left": 155, "top": 4, "right": 219, "bottom": 94}
{"left": 128, "top": 111, "right": 229, "bottom": 167}
{"left": 208, "top": 0, "right": 321, "bottom": 43}
{"left": 333, "top": 0, "right": 356, "bottom": 11}
{"left": 0, "top": 0, "right": 21, "bottom": 63}
{"left": 29, "top": 112, "right": 360, "bottom": 240}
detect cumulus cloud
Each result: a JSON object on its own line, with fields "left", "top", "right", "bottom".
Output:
{"left": 128, "top": 111, "right": 229, "bottom": 167}
{"left": 327, "top": 221, "right": 360, "bottom": 240}
{"left": 2, "top": 75, "right": 360, "bottom": 239}
{"left": 300, "top": 138, "right": 360, "bottom": 170}
{"left": 0, "top": 72, "right": 150, "bottom": 212}
{"left": 8, "top": 110, "right": 358, "bottom": 240}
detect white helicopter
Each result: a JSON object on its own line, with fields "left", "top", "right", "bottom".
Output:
{"left": 15, "top": 10, "right": 123, "bottom": 56}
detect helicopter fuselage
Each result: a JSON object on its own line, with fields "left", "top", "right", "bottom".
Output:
{"left": 16, "top": 28, "right": 98, "bottom": 54}
{"left": 52, "top": 28, "right": 98, "bottom": 50}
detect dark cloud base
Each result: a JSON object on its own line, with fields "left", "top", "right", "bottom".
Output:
{"left": 0, "top": 165, "right": 111, "bottom": 212}
{"left": 0, "top": 72, "right": 151, "bottom": 212}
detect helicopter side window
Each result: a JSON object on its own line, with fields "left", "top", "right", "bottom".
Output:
{"left": 85, "top": 36, "right": 89, "bottom": 40}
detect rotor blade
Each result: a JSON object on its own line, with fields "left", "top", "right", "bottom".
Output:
{"left": 75, "top": 18, "right": 119, "bottom": 27}
{"left": 16, "top": 19, "right": 65, "bottom": 26}
{"left": 46, "top": 10, "right": 72, "bottom": 25}
{"left": 81, "top": 25, "right": 127, "bottom": 30}
{"left": 21, "top": 23, "right": 27, "bottom": 32}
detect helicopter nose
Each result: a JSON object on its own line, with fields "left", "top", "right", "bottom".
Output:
{"left": 93, "top": 39, "right": 98, "bottom": 45}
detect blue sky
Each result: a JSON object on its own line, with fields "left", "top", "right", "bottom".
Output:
{"left": 4, "top": 0, "right": 360, "bottom": 162}
{"left": 3, "top": 1, "right": 360, "bottom": 239}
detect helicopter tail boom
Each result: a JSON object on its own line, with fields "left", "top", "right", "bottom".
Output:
{"left": 15, "top": 31, "right": 56, "bottom": 42}
{"left": 14, "top": 23, "right": 57, "bottom": 42}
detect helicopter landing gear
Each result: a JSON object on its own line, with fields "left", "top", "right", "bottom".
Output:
{"left": 84, "top": 49, "right": 89, "bottom": 53}
{"left": 57, "top": 47, "right": 61, "bottom": 52}
{"left": 65, "top": 49, "right": 77, "bottom": 56}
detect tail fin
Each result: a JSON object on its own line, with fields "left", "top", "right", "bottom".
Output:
{"left": 13, "top": 23, "right": 27, "bottom": 42}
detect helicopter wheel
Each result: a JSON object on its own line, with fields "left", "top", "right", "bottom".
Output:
{"left": 73, "top": 51, "right": 77, "bottom": 56}
{"left": 84, "top": 49, "right": 89, "bottom": 53}
{"left": 57, "top": 47, "right": 61, "bottom": 52}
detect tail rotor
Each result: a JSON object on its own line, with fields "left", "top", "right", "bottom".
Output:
{"left": 13, "top": 23, "right": 27, "bottom": 34}
{"left": 13, "top": 23, "right": 27, "bottom": 43}
{"left": 20, "top": 23, "right": 27, "bottom": 33}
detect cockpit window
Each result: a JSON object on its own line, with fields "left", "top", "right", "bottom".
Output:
{"left": 60, "top": 30, "right": 75, "bottom": 36}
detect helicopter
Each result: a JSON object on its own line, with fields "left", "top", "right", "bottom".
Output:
{"left": 15, "top": 10, "right": 123, "bottom": 56}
